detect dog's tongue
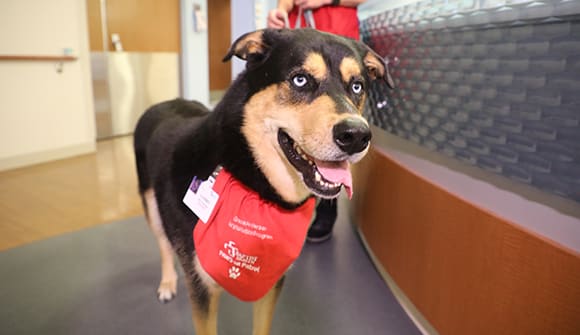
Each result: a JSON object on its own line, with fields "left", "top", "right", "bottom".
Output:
{"left": 314, "top": 160, "right": 353, "bottom": 199}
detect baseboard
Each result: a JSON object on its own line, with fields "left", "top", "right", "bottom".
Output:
{"left": 0, "top": 142, "right": 96, "bottom": 172}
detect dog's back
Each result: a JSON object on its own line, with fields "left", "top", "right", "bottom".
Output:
{"left": 134, "top": 98, "right": 210, "bottom": 194}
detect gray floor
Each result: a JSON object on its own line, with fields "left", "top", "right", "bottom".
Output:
{"left": 0, "top": 200, "right": 420, "bottom": 335}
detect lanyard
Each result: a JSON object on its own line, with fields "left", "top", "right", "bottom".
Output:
{"left": 284, "top": 7, "right": 316, "bottom": 29}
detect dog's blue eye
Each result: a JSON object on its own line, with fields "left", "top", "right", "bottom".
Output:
{"left": 351, "top": 82, "right": 363, "bottom": 94}
{"left": 292, "top": 75, "right": 308, "bottom": 88}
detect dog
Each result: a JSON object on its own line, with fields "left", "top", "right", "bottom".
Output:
{"left": 133, "top": 28, "right": 394, "bottom": 335}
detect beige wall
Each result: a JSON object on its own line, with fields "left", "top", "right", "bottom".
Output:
{"left": 0, "top": 0, "right": 96, "bottom": 171}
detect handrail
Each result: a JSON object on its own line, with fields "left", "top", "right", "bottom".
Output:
{"left": 0, "top": 55, "right": 77, "bottom": 61}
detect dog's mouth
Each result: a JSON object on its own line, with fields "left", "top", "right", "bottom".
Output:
{"left": 277, "top": 130, "right": 353, "bottom": 199}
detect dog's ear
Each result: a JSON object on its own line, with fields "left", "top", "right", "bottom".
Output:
{"left": 223, "top": 30, "right": 269, "bottom": 63}
{"left": 361, "top": 46, "right": 395, "bottom": 89}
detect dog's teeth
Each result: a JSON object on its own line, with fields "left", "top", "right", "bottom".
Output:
{"left": 313, "top": 172, "right": 342, "bottom": 189}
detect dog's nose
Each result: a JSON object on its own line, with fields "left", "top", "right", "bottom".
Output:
{"left": 333, "top": 118, "right": 372, "bottom": 155}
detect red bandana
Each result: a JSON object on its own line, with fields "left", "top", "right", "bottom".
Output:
{"left": 188, "top": 169, "right": 315, "bottom": 302}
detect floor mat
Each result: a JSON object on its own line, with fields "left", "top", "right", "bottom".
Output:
{"left": 0, "top": 202, "right": 420, "bottom": 335}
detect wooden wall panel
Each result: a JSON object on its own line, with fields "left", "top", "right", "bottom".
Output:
{"left": 352, "top": 147, "right": 580, "bottom": 335}
{"left": 208, "top": 0, "right": 231, "bottom": 91}
{"left": 105, "top": 0, "right": 180, "bottom": 52}
{"left": 86, "top": 0, "right": 104, "bottom": 51}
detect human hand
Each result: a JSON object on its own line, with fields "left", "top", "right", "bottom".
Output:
{"left": 267, "top": 8, "right": 288, "bottom": 29}
{"left": 294, "top": 0, "right": 331, "bottom": 10}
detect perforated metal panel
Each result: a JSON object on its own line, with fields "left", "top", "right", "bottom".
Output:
{"left": 362, "top": 0, "right": 580, "bottom": 202}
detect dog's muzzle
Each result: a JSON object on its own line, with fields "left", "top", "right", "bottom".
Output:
{"left": 332, "top": 118, "right": 372, "bottom": 155}
{"left": 278, "top": 130, "right": 353, "bottom": 199}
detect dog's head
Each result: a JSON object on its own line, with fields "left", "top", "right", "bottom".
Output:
{"left": 224, "top": 29, "right": 394, "bottom": 205}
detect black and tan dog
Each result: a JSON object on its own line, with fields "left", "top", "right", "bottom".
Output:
{"left": 133, "top": 28, "right": 393, "bottom": 334}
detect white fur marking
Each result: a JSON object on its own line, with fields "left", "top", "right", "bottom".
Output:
{"left": 144, "top": 189, "right": 164, "bottom": 236}
{"left": 144, "top": 189, "right": 178, "bottom": 302}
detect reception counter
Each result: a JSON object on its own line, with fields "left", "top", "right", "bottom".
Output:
{"left": 351, "top": 129, "right": 580, "bottom": 334}
{"left": 353, "top": 1, "right": 580, "bottom": 333}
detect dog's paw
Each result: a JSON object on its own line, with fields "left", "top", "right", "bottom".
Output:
{"left": 157, "top": 280, "right": 177, "bottom": 303}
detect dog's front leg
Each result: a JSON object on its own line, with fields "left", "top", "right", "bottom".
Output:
{"left": 189, "top": 256, "right": 222, "bottom": 335}
{"left": 190, "top": 285, "right": 221, "bottom": 335}
{"left": 252, "top": 276, "right": 285, "bottom": 335}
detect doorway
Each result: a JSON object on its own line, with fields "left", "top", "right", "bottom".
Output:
{"left": 86, "top": 0, "right": 181, "bottom": 139}
{"left": 208, "top": 0, "right": 232, "bottom": 105}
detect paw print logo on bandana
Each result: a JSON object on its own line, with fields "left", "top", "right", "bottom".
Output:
{"left": 228, "top": 266, "right": 241, "bottom": 279}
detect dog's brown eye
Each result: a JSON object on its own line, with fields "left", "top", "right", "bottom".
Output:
{"left": 292, "top": 74, "right": 308, "bottom": 88}
{"left": 351, "top": 81, "right": 363, "bottom": 94}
